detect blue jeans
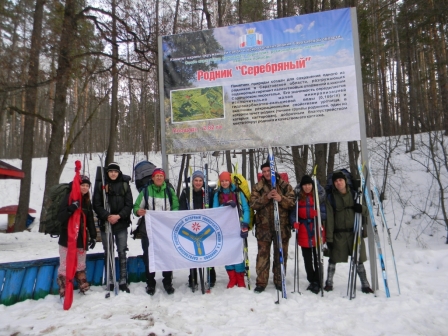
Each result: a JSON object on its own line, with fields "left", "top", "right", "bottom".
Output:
{"left": 101, "top": 227, "right": 128, "bottom": 284}
{"left": 141, "top": 233, "right": 172, "bottom": 287}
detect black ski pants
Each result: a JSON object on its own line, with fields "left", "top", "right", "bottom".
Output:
{"left": 301, "top": 246, "right": 319, "bottom": 284}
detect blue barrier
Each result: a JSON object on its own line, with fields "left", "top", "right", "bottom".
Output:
{"left": 0, "top": 253, "right": 146, "bottom": 306}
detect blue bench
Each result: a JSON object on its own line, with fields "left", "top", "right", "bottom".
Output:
{"left": 0, "top": 253, "right": 146, "bottom": 306}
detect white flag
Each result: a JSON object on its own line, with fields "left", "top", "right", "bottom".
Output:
{"left": 145, "top": 206, "right": 243, "bottom": 272}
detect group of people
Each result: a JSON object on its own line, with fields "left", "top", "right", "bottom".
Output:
{"left": 56, "top": 160, "right": 373, "bottom": 299}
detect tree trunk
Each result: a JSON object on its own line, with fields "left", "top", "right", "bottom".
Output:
{"left": 226, "top": 150, "right": 232, "bottom": 173}
{"left": 291, "top": 145, "right": 308, "bottom": 182}
{"left": 348, "top": 141, "right": 360, "bottom": 179}
{"left": 15, "top": 0, "right": 45, "bottom": 232}
{"left": 326, "top": 142, "right": 338, "bottom": 177}
{"left": 249, "top": 149, "right": 255, "bottom": 187}
{"left": 241, "top": 149, "right": 247, "bottom": 179}
{"left": 314, "top": 143, "right": 326, "bottom": 184}
{"left": 106, "top": 0, "right": 119, "bottom": 165}
{"left": 172, "top": 0, "right": 180, "bottom": 34}
{"left": 0, "top": 10, "right": 21, "bottom": 158}
{"left": 202, "top": 0, "right": 212, "bottom": 29}
{"left": 217, "top": 0, "right": 223, "bottom": 27}
{"left": 40, "top": 0, "right": 77, "bottom": 233}
{"left": 177, "top": 154, "right": 186, "bottom": 197}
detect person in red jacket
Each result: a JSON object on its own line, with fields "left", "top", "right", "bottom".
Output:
{"left": 293, "top": 175, "right": 326, "bottom": 294}
{"left": 57, "top": 176, "right": 97, "bottom": 298}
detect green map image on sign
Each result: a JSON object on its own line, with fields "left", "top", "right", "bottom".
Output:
{"left": 171, "top": 86, "right": 224, "bottom": 123}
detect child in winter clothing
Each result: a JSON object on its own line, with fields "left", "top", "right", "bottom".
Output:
{"left": 293, "top": 175, "right": 326, "bottom": 294}
{"left": 57, "top": 176, "right": 97, "bottom": 298}
{"left": 179, "top": 170, "right": 216, "bottom": 289}
{"left": 93, "top": 162, "right": 133, "bottom": 293}
{"left": 213, "top": 171, "right": 250, "bottom": 288}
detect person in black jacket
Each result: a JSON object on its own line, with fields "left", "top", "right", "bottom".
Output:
{"left": 93, "top": 162, "right": 133, "bottom": 293}
{"left": 57, "top": 176, "right": 97, "bottom": 298}
{"left": 179, "top": 170, "right": 216, "bottom": 290}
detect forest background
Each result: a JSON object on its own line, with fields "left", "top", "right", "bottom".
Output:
{"left": 1, "top": 0, "right": 447, "bottom": 235}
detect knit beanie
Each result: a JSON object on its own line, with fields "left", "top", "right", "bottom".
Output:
{"left": 192, "top": 170, "right": 205, "bottom": 181}
{"left": 107, "top": 162, "right": 121, "bottom": 173}
{"left": 332, "top": 171, "right": 346, "bottom": 183}
{"left": 152, "top": 168, "right": 166, "bottom": 178}
{"left": 300, "top": 175, "right": 313, "bottom": 187}
{"left": 219, "top": 171, "right": 231, "bottom": 182}
{"left": 80, "top": 175, "right": 91, "bottom": 185}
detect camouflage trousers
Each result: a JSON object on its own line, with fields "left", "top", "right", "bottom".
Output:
{"left": 255, "top": 237, "right": 290, "bottom": 288}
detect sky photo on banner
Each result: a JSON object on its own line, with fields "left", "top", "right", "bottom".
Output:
{"left": 161, "top": 8, "right": 360, "bottom": 154}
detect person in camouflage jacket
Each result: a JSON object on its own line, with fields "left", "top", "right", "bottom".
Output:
{"left": 249, "top": 161, "right": 295, "bottom": 293}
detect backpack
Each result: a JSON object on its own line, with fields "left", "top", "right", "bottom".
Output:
{"left": 216, "top": 173, "right": 254, "bottom": 230}
{"left": 42, "top": 183, "right": 71, "bottom": 237}
{"left": 134, "top": 161, "right": 156, "bottom": 192}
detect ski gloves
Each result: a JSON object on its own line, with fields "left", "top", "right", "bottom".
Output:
{"left": 88, "top": 238, "right": 96, "bottom": 249}
{"left": 353, "top": 203, "right": 363, "bottom": 214}
{"left": 68, "top": 201, "right": 80, "bottom": 214}
{"left": 240, "top": 222, "right": 249, "bottom": 239}
{"left": 224, "top": 200, "right": 237, "bottom": 208}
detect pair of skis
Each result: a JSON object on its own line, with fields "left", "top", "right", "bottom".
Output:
{"left": 184, "top": 167, "right": 197, "bottom": 293}
{"left": 232, "top": 174, "right": 251, "bottom": 290}
{"left": 312, "top": 166, "right": 325, "bottom": 297}
{"left": 290, "top": 167, "right": 324, "bottom": 297}
{"left": 203, "top": 164, "right": 213, "bottom": 294}
{"left": 291, "top": 195, "right": 301, "bottom": 294}
{"left": 367, "top": 165, "right": 400, "bottom": 295}
{"left": 356, "top": 160, "right": 395, "bottom": 298}
{"left": 185, "top": 164, "right": 209, "bottom": 294}
{"left": 98, "top": 154, "right": 118, "bottom": 298}
{"left": 268, "top": 146, "right": 287, "bottom": 303}
{"left": 347, "top": 165, "right": 364, "bottom": 300}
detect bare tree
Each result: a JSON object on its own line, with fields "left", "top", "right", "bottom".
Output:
{"left": 15, "top": 0, "right": 46, "bottom": 232}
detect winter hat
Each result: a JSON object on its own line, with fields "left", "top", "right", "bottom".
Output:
{"left": 219, "top": 171, "right": 231, "bottom": 182}
{"left": 300, "top": 175, "right": 313, "bottom": 187}
{"left": 80, "top": 175, "right": 91, "bottom": 185}
{"left": 260, "top": 161, "right": 270, "bottom": 170}
{"left": 107, "top": 162, "right": 121, "bottom": 173}
{"left": 332, "top": 171, "right": 346, "bottom": 184}
{"left": 152, "top": 168, "right": 166, "bottom": 178}
{"left": 192, "top": 170, "right": 205, "bottom": 181}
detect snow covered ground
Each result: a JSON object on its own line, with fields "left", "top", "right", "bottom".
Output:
{"left": 0, "top": 138, "right": 447, "bottom": 336}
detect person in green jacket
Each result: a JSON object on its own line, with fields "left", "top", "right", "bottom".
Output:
{"left": 324, "top": 170, "right": 373, "bottom": 293}
{"left": 133, "top": 168, "right": 179, "bottom": 295}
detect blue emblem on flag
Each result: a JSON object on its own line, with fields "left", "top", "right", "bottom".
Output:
{"left": 172, "top": 214, "right": 223, "bottom": 262}
{"left": 239, "top": 28, "right": 263, "bottom": 48}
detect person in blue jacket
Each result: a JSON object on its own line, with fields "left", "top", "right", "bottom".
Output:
{"left": 213, "top": 171, "right": 250, "bottom": 288}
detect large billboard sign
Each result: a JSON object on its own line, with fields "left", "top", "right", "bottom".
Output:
{"left": 160, "top": 8, "right": 362, "bottom": 154}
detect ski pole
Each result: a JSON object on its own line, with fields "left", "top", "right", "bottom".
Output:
{"left": 292, "top": 197, "right": 301, "bottom": 294}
